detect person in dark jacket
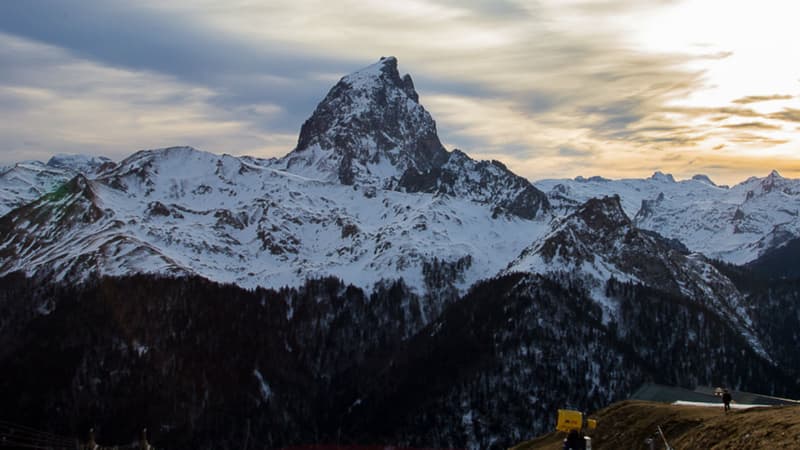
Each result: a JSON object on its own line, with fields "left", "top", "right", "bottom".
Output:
{"left": 563, "top": 429, "right": 586, "bottom": 450}
{"left": 722, "top": 389, "right": 732, "bottom": 412}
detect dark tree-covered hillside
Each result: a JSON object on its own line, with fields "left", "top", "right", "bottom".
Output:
{"left": 0, "top": 272, "right": 798, "bottom": 449}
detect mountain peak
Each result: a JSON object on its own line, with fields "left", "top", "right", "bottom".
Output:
{"left": 752, "top": 169, "right": 789, "bottom": 195}
{"left": 650, "top": 171, "right": 676, "bottom": 183}
{"left": 46, "top": 153, "right": 114, "bottom": 174}
{"left": 338, "top": 56, "right": 419, "bottom": 103}
{"left": 691, "top": 174, "right": 716, "bottom": 186}
{"left": 281, "top": 57, "right": 447, "bottom": 186}
{"left": 127, "top": 145, "right": 204, "bottom": 159}
{"left": 575, "top": 195, "right": 630, "bottom": 232}
{"left": 115, "top": 146, "right": 224, "bottom": 172}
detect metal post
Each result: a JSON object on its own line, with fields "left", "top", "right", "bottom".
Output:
{"left": 140, "top": 428, "right": 149, "bottom": 450}
{"left": 88, "top": 428, "right": 97, "bottom": 450}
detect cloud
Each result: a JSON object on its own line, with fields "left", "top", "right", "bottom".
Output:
{"left": 558, "top": 146, "right": 594, "bottom": 157}
{"left": 732, "top": 94, "right": 793, "bottom": 104}
{"left": 722, "top": 122, "right": 782, "bottom": 130}
{"left": 0, "top": 33, "right": 296, "bottom": 163}
{"left": 0, "top": 0, "right": 357, "bottom": 134}
{"left": 0, "top": 1, "right": 351, "bottom": 80}
{"left": 768, "top": 108, "right": 800, "bottom": 123}
{"left": 664, "top": 106, "right": 763, "bottom": 119}
{"left": 725, "top": 133, "right": 789, "bottom": 146}
{"left": 0, "top": 1, "right": 729, "bottom": 162}
{"left": 563, "top": 0, "right": 679, "bottom": 15}
{"left": 0, "top": 0, "right": 796, "bottom": 184}
{"left": 429, "top": 0, "right": 530, "bottom": 19}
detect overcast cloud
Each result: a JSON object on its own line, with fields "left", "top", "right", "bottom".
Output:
{"left": 0, "top": 0, "right": 798, "bottom": 183}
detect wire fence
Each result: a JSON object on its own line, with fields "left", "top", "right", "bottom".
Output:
{"left": 0, "top": 420, "right": 154, "bottom": 450}
{"left": 279, "top": 447, "right": 466, "bottom": 450}
{"left": 0, "top": 420, "right": 465, "bottom": 450}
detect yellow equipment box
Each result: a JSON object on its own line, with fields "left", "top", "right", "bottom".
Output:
{"left": 556, "top": 409, "right": 583, "bottom": 432}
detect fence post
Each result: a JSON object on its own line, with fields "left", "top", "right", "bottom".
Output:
{"left": 140, "top": 428, "right": 150, "bottom": 450}
{"left": 88, "top": 428, "right": 97, "bottom": 450}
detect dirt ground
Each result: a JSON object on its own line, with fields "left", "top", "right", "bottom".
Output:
{"left": 510, "top": 400, "right": 800, "bottom": 450}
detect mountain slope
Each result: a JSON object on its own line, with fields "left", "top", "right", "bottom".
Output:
{"left": 399, "top": 150, "right": 549, "bottom": 220}
{"left": 0, "top": 162, "right": 74, "bottom": 217}
{"left": 535, "top": 171, "right": 800, "bottom": 264}
{"left": 513, "top": 400, "right": 800, "bottom": 450}
{"left": 745, "top": 236, "right": 800, "bottom": 279}
{"left": 1, "top": 273, "right": 794, "bottom": 450}
{"left": 504, "top": 195, "right": 765, "bottom": 357}
{"left": 0, "top": 58, "right": 551, "bottom": 297}
{"left": 0, "top": 146, "right": 549, "bottom": 300}
{"left": 0, "top": 155, "right": 113, "bottom": 216}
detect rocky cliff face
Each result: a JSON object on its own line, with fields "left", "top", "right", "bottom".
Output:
{"left": 281, "top": 56, "right": 449, "bottom": 186}
{"left": 278, "top": 56, "right": 549, "bottom": 219}
{"left": 398, "top": 150, "right": 549, "bottom": 220}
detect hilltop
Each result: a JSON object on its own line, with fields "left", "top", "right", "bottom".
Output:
{"left": 512, "top": 400, "right": 800, "bottom": 450}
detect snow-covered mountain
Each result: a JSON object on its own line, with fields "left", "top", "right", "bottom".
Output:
{"left": 277, "top": 56, "right": 548, "bottom": 220}
{"left": 1, "top": 57, "right": 797, "bottom": 307}
{"left": 0, "top": 146, "right": 548, "bottom": 295}
{"left": 0, "top": 162, "right": 70, "bottom": 216}
{"left": 505, "top": 195, "right": 766, "bottom": 357}
{"left": 0, "top": 154, "right": 113, "bottom": 216}
{"left": 0, "top": 57, "right": 797, "bottom": 305}
{"left": 279, "top": 56, "right": 448, "bottom": 187}
{"left": 0, "top": 57, "right": 551, "bottom": 298}
{"left": 535, "top": 170, "right": 800, "bottom": 264}
{"left": 46, "top": 153, "right": 115, "bottom": 175}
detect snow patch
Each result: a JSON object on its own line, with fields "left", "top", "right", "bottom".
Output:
{"left": 673, "top": 401, "right": 770, "bottom": 409}
{"left": 253, "top": 369, "right": 272, "bottom": 401}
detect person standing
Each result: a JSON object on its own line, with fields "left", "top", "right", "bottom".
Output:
{"left": 564, "top": 429, "right": 586, "bottom": 450}
{"left": 722, "top": 388, "right": 732, "bottom": 413}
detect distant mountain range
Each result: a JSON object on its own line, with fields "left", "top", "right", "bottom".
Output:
{"left": 1, "top": 57, "right": 799, "bottom": 449}
{"left": 536, "top": 169, "right": 800, "bottom": 264}
{"left": 2, "top": 57, "right": 797, "bottom": 294}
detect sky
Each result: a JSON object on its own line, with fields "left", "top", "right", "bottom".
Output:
{"left": 1, "top": 0, "right": 799, "bottom": 184}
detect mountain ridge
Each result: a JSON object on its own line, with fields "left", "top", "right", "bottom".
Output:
{"left": 0, "top": 58, "right": 796, "bottom": 357}
{"left": 535, "top": 169, "right": 800, "bottom": 264}
{"left": 0, "top": 58, "right": 554, "bottom": 297}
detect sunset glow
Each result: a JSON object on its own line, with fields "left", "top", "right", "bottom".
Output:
{"left": 1, "top": 0, "right": 798, "bottom": 184}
